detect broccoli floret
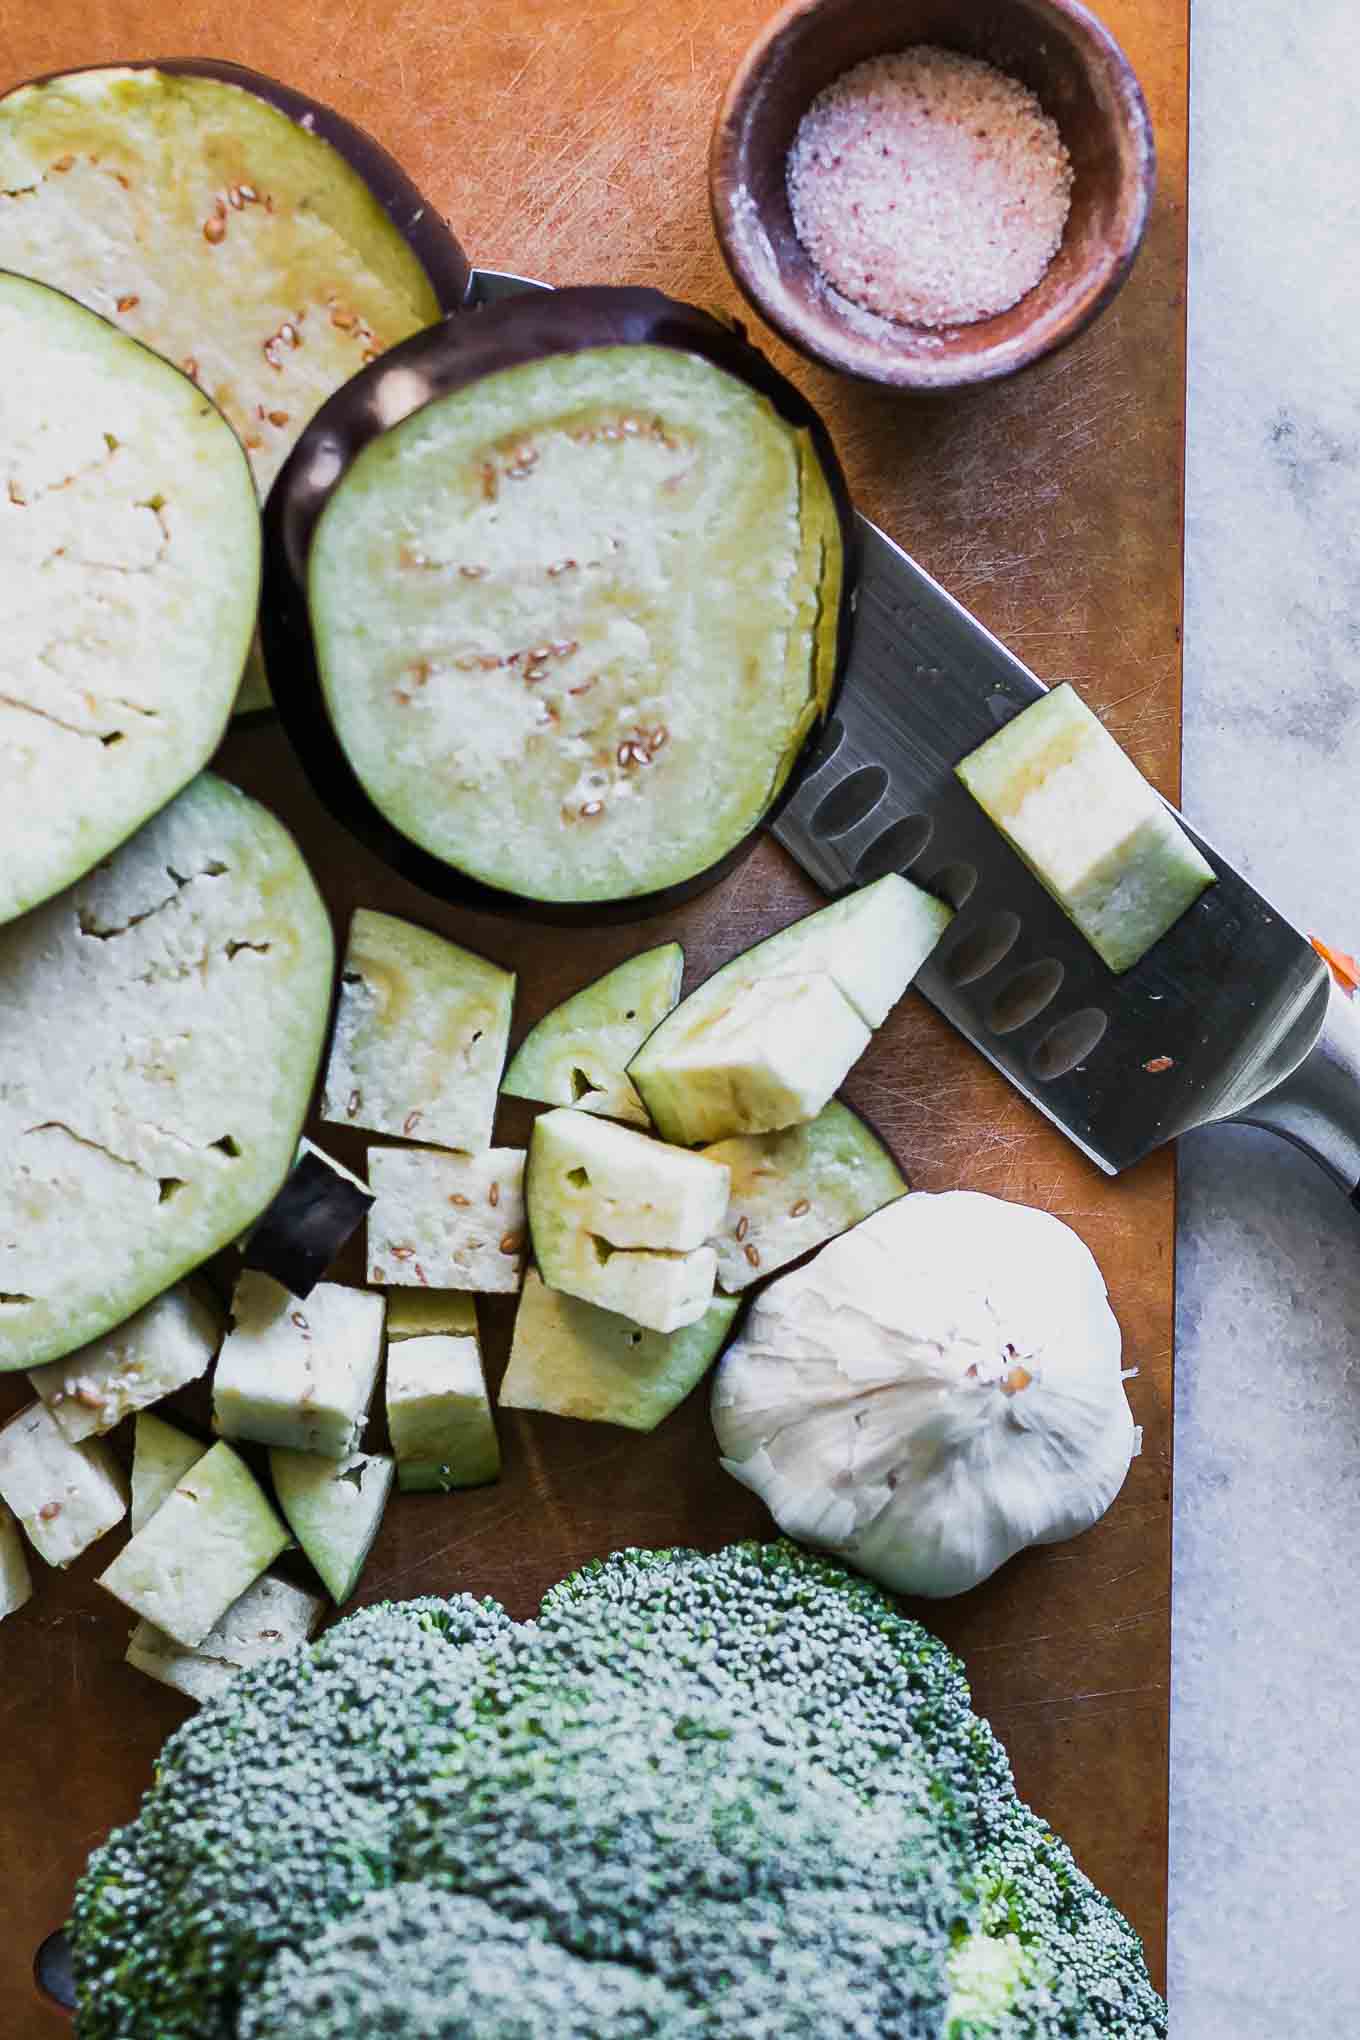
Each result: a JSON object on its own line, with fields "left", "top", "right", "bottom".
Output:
{"left": 69, "top": 1541, "right": 1166, "bottom": 2040}
{"left": 238, "top": 1889, "right": 696, "bottom": 2038}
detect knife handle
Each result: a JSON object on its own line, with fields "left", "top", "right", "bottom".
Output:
{"left": 1233, "top": 978, "right": 1360, "bottom": 1201}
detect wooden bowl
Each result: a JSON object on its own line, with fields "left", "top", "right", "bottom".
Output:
{"left": 710, "top": 0, "right": 1156, "bottom": 392}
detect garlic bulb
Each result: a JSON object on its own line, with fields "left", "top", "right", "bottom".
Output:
{"left": 711, "top": 1190, "right": 1136, "bottom": 1598}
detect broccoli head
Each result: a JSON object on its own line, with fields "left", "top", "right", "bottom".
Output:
{"left": 69, "top": 1540, "right": 1166, "bottom": 2040}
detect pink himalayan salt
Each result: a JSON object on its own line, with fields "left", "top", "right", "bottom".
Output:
{"left": 787, "top": 45, "right": 1073, "bottom": 330}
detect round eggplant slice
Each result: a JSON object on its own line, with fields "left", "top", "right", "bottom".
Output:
{"left": 263, "top": 286, "right": 855, "bottom": 920}
{"left": 0, "top": 773, "right": 334, "bottom": 1373}
{"left": 0, "top": 272, "right": 258, "bottom": 927}
{"left": 0, "top": 60, "right": 471, "bottom": 714}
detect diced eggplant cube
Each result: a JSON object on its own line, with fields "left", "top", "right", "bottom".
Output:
{"left": 956, "top": 683, "right": 1216, "bottom": 974}
{"left": 526, "top": 1110, "right": 727, "bottom": 1334}
{"left": 269, "top": 1449, "right": 394, "bottom": 1604}
{"left": 125, "top": 1573, "right": 325, "bottom": 1704}
{"left": 29, "top": 1283, "right": 221, "bottom": 1443}
{"left": 131, "top": 1412, "right": 207, "bottom": 1535}
{"left": 98, "top": 1441, "right": 289, "bottom": 1648}
{"left": 530, "top": 1109, "right": 730, "bottom": 1249}
{"left": 214, "top": 1274, "right": 385, "bottom": 1458}
{"left": 384, "top": 1290, "right": 478, "bottom": 1341}
{"left": 0, "top": 1500, "right": 33, "bottom": 1619}
{"left": 767, "top": 874, "right": 954, "bottom": 1030}
{"left": 568, "top": 1244, "right": 718, "bottom": 1335}
{"left": 242, "top": 1138, "right": 374, "bottom": 1298}
{"left": 629, "top": 875, "right": 952, "bottom": 1144}
{"left": 387, "top": 1329, "right": 499, "bottom": 1491}
{"left": 628, "top": 974, "right": 868, "bottom": 1147}
{"left": 501, "top": 1270, "right": 740, "bottom": 1432}
{"left": 367, "top": 1148, "right": 526, "bottom": 1295}
{"left": 0, "top": 1403, "right": 127, "bottom": 1568}
{"left": 322, "top": 909, "right": 515, "bottom": 1153}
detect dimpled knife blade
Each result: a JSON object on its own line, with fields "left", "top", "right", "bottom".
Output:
{"left": 773, "top": 517, "right": 1339, "bottom": 1179}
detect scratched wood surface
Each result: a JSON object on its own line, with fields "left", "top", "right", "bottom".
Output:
{"left": 0, "top": 0, "right": 1186, "bottom": 2026}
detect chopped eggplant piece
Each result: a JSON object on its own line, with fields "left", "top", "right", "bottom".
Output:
{"left": 956, "top": 683, "right": 1216, "bottom": 973}
{"left": 214, "top": 1273, "right": 385, "bottom": 1458}
{"left": 130, "top": 1411, "right": 207, "bottom": 1534}
{"left": 629, "top": 874, "right": 952, "bottom": 1144}
{"left": 322, "top": 909, "right": 515, "bottom": 1152}
{"left": 501, "top": 944, "right": 683, "bottom": 1126}
{"left": 269, "top": 1448, "right": 394, "bottom": 1603}
{"left": 125, "top": 1572, "right": 325, "bottom": 1703}
{"left": 264, "top": 287, "right": 854, "bottom": 918}
{"left": 98, "top": 1440, "right": 289, "bottom": 1648}
{"left": 0, "top": 273, "right": 258, "bottom": 925}
{"left": 367, "top": 1147, "right": 526, "bottom": 1295}
{"left": 529, "top": 1109, "right": 730, "bottom": 1250}
{"left": 702, "top": 1100, "right": 907, "bottom": 1293}
{"left": 628, "top": 973, "right": 870, "bottom": 1147}
{"left": 543, "top": 1242, "right": 716, "bottom": 1337}
{"left": 0, "top": 774, "right": 333, "bottom": 1374}
{"left": 0, "top": 1403, "right": 127, "bottom": 1567}
{"left": 0, "top": 1499, "right": 32, "bottom": 1618}
{"left": 384, "top": 1290, "right": 478, "bottom": 1340}
{"left": 501, "top": 1269, "right": 740, "bottom": 1431}
{"left": 242, "top": 1139, "right": 374, "bottom": 1298}
{"left": 0, "top": 61, "right": 469, "bottom": 717}
{"left": 387, "top": 1328, "right": 499, "bottom": 1491}
{"left": 29, "top": 1282, "right": 221, "bottom": 1443}
{"left": 526, "top": 1109, "right": 727, "bottom": 1333}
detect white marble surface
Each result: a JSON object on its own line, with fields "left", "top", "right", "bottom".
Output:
{"left": 1171, "top": 0, "right": 1360, "bottom": 2028}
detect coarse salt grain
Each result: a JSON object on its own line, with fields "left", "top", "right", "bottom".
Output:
{"left": 787, "top": 45, "right": 1073, "bottom": 330}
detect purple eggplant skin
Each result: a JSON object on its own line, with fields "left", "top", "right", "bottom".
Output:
{"left": 4, "top": 58, "right": 473, "bottom": 317}
{"left": 242, "top": 1149, "right": 374, "bottom": 1299}
{"left": 262, "top": 284, "right": 859, "bottom": 927}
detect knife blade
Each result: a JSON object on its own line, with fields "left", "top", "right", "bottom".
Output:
{"left": 473, "top": 266, "right": 1360, "bottom": 1199}
{"left": 774, "top": 516, "right": 1360, "bottom": 1194}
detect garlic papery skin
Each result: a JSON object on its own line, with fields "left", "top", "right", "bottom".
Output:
{"left": 711, "top": 1190, "right": 1135, "bottom": 1598}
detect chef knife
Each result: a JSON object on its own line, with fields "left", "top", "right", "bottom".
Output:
{"left": 772, "top": 514, "right": 1360, "bottom": 1198}
{"left": 476, "top": 267, "right": 1360, "bottom": 1201}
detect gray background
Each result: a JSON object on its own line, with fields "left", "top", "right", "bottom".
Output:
{"left": 1172, "top": 0, "right": 1360, "bottom": 2027}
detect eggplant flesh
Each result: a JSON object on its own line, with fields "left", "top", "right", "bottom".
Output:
{"left": 702, "top": 1100, "right": 907, "bottom": 1293}
{"left": 307, "top": 345, "right": 840, "bottom": 904}
{"left": 956, "top": 681, "right": 1216, "bottom": 974}
{"left": 0, "top": 774, "right": 334, "bottom": 1373}
{"left": 321, "top": 908, "right": 515, "bottom": 1153}
{"left": 629, "top": 874, "right": 952, "bottom": 1145}
{"left": 0, "top": 61, "right": 470, "bottom": 714}
{"left": 500, "top": 1269, "right": 740, "bottom": 1432}
{"left": 0, "top": 272, "right": 258, "bottom": 926}
{"left": 265, "top": 288, "right": 854, "bottom": 920}
{"left": 501, "top": 943, "right": 682, "bottom": 1126}
{"left": 270, "top": 1447, "right": 394, "bottom": 1603}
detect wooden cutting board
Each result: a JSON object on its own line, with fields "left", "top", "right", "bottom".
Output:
{"left": 0, "top": 0, "right": 1186, "bottom": 2025}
